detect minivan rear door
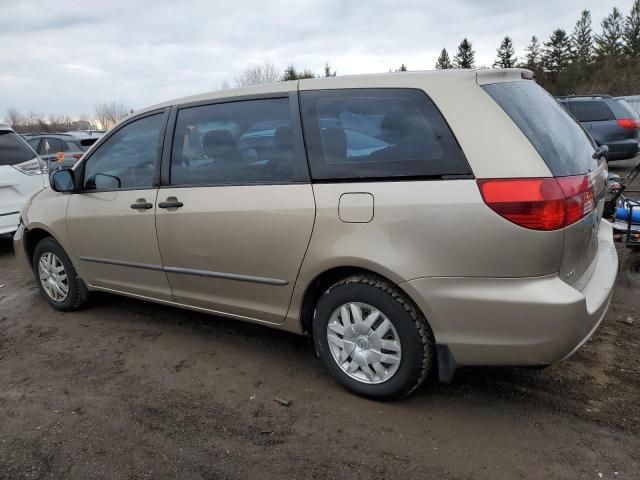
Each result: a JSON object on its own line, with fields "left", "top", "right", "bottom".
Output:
{"left": 155, "top": 93, "right": 315, "bottom": 325}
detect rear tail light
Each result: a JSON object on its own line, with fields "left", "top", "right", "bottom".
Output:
{"left": 617, "top": 118, "right": 640, "bottom": 130}
{"left": 477, "top": 176, "right": 595, "bottom": 231}
{"left": 11, "top": 158, "right": 48, "bottom": 176}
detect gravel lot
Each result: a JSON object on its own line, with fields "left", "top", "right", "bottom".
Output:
{"left": 1, "top": 161, "right": 639, "bottom": 479}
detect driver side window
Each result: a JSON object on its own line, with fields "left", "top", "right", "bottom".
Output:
{"left": 83, "top": 114, "right": 163, "bottom": 190}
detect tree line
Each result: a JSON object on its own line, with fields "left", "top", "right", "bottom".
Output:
{"left": 227, "top": 60, "right": 337, "bottom": 88}
{"left": 433, "top": 1, "right": 640, "bottom": 95}
{"left": 233, "top": 2, "right": 640, "bottom": 96}
{"left": 5, "top": 102, "right": 131, "bottom": 134}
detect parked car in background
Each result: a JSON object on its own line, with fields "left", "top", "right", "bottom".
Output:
{"left": 0, "top": 124, "right": 47, "bottom": 235}
{"left": 557, "top": 95, "right": 640, "bottom": 161}
{"left": 15, "top": 69, "right": 617, "bottom": 399}
{"left": 23, "top": 132, "right": 103, "bottom": 169}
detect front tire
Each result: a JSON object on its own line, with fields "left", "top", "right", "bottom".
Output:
{"left": 313, "top": 275, "right": 434, "bottom": 400}
{"left": 33, "top": 237, "right": 88, "bottom": 311}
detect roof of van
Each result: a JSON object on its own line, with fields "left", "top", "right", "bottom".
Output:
{"left": 135, "top": 68, "right": 531, "bottom": 117}
{"left": 0, "top": 123, "right": 14, "bottom": 132}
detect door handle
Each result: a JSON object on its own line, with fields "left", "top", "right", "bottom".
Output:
{"left": 130, "top": 202, "right": 153, "bottom": 210}
{"left": 158, "top": 200, "right": 184, "bottom": 209}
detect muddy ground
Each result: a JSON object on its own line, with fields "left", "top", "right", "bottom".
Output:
{"left": 0, "top": 160, "right": 639, "bottom": 479}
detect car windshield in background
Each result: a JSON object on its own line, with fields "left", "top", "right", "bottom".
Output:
{"left": 0, "top": 131, "right": 36, "bottom": 166}
{"left": 483, "top": 81, "right": 597, "bottom": 177}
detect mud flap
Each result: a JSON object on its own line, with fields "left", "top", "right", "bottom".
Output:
{"left": 436, "top": 344, "right": 458, "bottom": 384}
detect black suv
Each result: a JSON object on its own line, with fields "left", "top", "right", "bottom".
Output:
{"left": 557, "top": 95, "right": 639, "bottom": 161}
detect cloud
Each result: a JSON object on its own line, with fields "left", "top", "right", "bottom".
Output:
{"left": 0, "top": 0, "right": 633, "bottom": 118}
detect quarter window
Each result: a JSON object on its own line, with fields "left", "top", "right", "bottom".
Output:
{"left": 300, "top": 89, "right": 470, "bottom": 180}
{"left": 83, "top": 114, "right": 163, "bottom": 190}
{"left": 170, "top": 98, "right": 304, "bottom": 186}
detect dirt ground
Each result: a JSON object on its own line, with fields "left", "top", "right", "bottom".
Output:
{"left": 1, "top": 162, "right": 639, "bottom": 479}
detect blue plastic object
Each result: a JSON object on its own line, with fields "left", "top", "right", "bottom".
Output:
{"left": 615, "top": 206, "right": 640, "bottom": 224}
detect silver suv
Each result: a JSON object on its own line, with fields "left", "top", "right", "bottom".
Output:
{"left": 14, "top": 69, "right": 618, "bottom": 399}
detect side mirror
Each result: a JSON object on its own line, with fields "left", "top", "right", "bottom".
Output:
{"left": 50, "top": 169, "right": 75, "bottom": 193}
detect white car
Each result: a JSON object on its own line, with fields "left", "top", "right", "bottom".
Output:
{"left": 0, "top": 124, "right": 47, "bottom": 235}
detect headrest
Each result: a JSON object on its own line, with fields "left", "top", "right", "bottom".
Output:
{"left": 274, "top": 126, "right": 293, "bottom": 148}
{"left": 203, "top": 129, "right": 235, "bottom": 150}
{"left": 380, "top": 111, "right": 411, "bottom": 135}
{"left": 321, "top": 128, "right": 347, "bottom": 161}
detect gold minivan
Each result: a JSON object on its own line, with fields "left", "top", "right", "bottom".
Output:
{"left": 14, "top": 69, "right": 618, "bottom": 399}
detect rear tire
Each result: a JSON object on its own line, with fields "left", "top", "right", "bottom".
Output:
{"left": 623, "top": 251, "right": 640, "bottom": 289}
{"left": 312, "top": 274, "right": 434, "bottom": 400}
{"left": 33, "top": 237, "right": 88, "bottom": 311}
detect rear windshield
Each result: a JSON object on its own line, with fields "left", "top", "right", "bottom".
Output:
{"left": 0, "top": 131, "right": 36, "bottom": 166}
{"left": 568, "top": 101, "right": 615, "bottom": 122}
{"left": 482, "top": 81, "right": 597, "bottom": 177}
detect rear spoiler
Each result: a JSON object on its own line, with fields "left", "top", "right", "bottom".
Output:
{"left": 476, "top": 68, "right": 535, "bottom": 86}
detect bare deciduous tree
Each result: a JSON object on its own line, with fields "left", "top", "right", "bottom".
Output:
{"left": 94, "top": 102, "right": 130, "bottom": 129}
{"left": 233, "top": 60, "right": 280, "bottom": 87}
{"left": 5, "top": 108, "right": 22, "bottom": 127}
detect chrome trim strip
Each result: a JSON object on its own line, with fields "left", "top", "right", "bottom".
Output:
{"left": 79, "top": 256, "right": 288, "bottom": 286}
{"left": 79, "top": 256, "right": 163, "bottom": 271}
{"left": 163, "top": 266, "right": 289, "bottom": 286}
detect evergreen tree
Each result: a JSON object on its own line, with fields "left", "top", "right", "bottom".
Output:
{"left": 282, "top": 65, "right": 316, "bottom": 81}
{"left": 543, "top": 29, "right": 572, "bottom": 74}
{"left": 523, "top": 36, "right": 542, "bottom": 69}
{"left": 435, "top": 48, "right": 452, "bottom": 69}
{"left": 324, "top": 62, "right": 337, "bottom": 77}
{"left": 571, "top": 9, "right": 593, "bottom": 65}
{"left": 594, "top": 7, "right": 624, "bottom": 60}
{"left": 624, "top": 0, "right": 640, "bottom": 59}
{"left": 398, "top": 63, "right": 408, "bottom": 71}
{"left": 282, "top": 65, "right": 298, "bottom": 81}
{"left": 493, "top": 36, "right": 517, "bottom": 68}
{"left": 297, "top": 69, "right": 316, "bottom": 79}
{"left": 453, "top": 38, "right": 475, "bottom": 68}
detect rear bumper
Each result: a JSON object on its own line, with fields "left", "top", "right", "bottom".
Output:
{"left": 605, "top": 139, "right": 639, "bottom": 160}
{"left": 0, "top": 210, "right": 20, "bottom": 235}
{"left": 13, "top": 223, "right": 32, "bottom": 277}
{"left": 400, "top": 220, "right": 618, "bottom": 367}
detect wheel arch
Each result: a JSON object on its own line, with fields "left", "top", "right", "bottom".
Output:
{"left": 24, "top": 226, "right": 58, "bottom": 271}
{"left": 298, "top": 265, "right": 424, "bottom": 336}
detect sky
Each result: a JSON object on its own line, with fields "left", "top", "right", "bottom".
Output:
{"left": 0, "top": 0, "right": 633, "bottom": 119}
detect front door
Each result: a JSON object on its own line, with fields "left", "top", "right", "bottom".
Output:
{"left": 66, "top": 111, "right": 172, "bottom": 300}
{"left": 155, "top": 96, "right": 315, "bottom": 324}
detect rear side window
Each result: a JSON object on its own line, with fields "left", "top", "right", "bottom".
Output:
{"left": 483, "top": 81, "right": 597, "bottom": 177}
{"left": 0, "top": 131, "right": 36, "bottom": 165}
{"left": 569, "top": 101, "right": 615, "bottom": 122}
{"left": 300, "top": 89, "right": 470, "bottom": 181}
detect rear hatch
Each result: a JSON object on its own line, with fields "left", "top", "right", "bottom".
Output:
{"left": 481, "top": 79, "right": 606, "bottom": 289}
